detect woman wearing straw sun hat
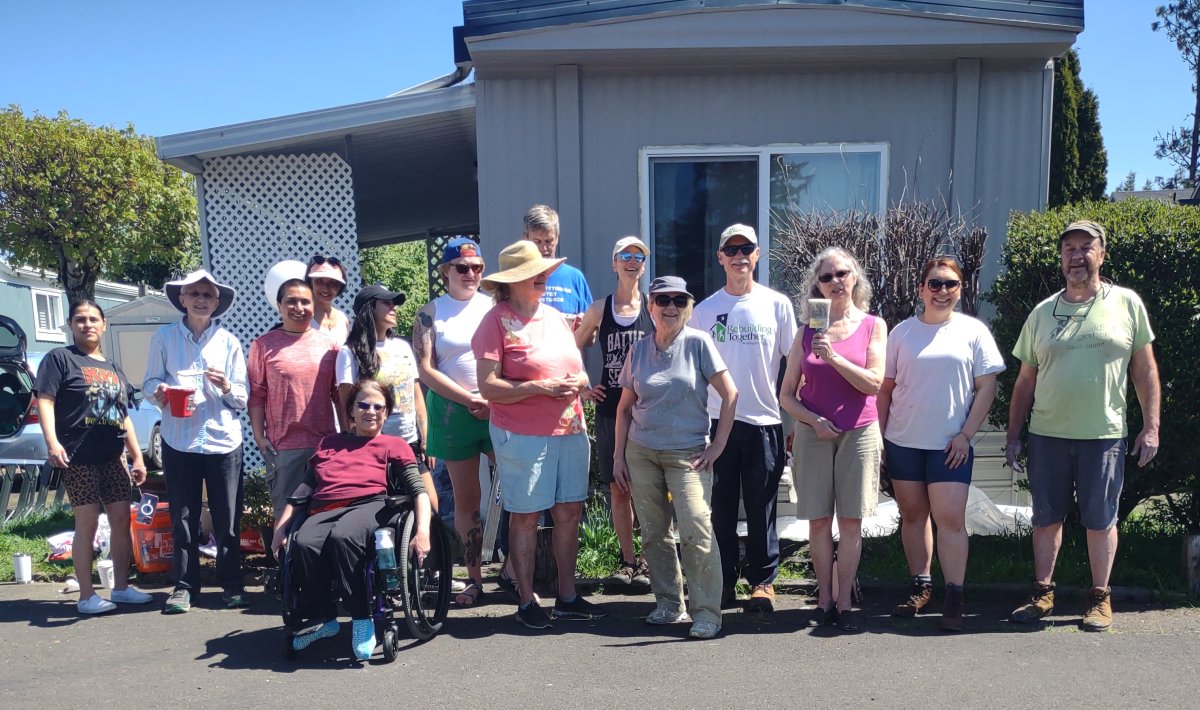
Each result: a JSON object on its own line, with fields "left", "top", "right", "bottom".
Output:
{"left": 144, "top": 269, "right": 249, "bottom": 613}
{"left": 472, "top": 240, "right": 608, "bottom": 629}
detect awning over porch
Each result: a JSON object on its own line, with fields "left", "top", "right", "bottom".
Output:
{"left": 156, "top": 82, "right": 479, "bottom": 246}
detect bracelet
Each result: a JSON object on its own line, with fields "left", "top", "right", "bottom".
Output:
{"left": 957, "top": 431, "right": 970, "bottom": 440}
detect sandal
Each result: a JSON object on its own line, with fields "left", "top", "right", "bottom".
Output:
{"left": 455, "top": 580, "right": 484, "bottom": 607}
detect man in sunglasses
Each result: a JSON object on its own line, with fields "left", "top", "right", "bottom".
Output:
{"left": 1006, "top": 220, "right": 1160, "bottom": 631}
{"left": 523, "top": 204, "right": 593, "bottom": 323}
{"left": 689, "top": 223, "right": 797, "bottom": 612}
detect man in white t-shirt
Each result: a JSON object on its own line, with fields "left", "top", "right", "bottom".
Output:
{"left": 689, "top": 224, "right": 798, "bottom": 613}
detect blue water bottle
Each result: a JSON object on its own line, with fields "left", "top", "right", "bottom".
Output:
{"left": 374, "top": 529, "right": 400, "bottom": 590}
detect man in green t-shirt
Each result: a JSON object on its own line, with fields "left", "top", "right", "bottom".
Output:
{"left": 1004, "top": 220, "right": 1161, "bottom": 631}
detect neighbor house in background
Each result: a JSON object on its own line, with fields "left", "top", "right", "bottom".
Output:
{"left": 0, "top": 259, "right": 144, "bottom": 355}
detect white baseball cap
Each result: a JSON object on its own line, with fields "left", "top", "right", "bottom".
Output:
{"left": 611, "top": 235, "right": 649, "bottom": 259}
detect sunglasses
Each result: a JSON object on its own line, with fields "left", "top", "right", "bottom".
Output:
{"left": 721, "top": 244, "right": 757, "bottom": 257}
{"left": 355, "top": 402, "right": 387, "bottom": 412}
{"left": 926, "top": 278, "right": 961, "bottom": 292}
{"left": 310, "top": 255, "right": 342, "bottom": 267}
{"left": 454, "top": 263, "right": 484, "bottom": 275}
{"left": 818, "top": 269, "right": 852, "bottom": 283}
{"left": 616, "top": 252, "right": 646, "bottom": 263}
{"left": 653, "top": 294, "right": 690, "bottom": 308}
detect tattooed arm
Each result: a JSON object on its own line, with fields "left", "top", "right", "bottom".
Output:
{"left": 413, "top": 303, "right": 486, "bottom": 408}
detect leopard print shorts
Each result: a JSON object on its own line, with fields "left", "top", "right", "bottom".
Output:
{"left": 57, "top": 458, "right": 133, "bottom": 507}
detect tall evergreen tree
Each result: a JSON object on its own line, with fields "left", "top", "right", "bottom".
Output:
{"left": 1153, "top": 3, "right": 1200, "bottom": 188}
{"left": 1049, "top": 49, "right": 1108, "bottom": 206}
{"left": 1077, "top": 87, "right": 1109, "bottom": 201}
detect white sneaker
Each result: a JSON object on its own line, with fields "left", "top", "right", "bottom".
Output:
{"left": 78, "top": 594, "right": 117, "bottom": 615}
{"left": 645, "top": 607, "right": 691, "bottom": 625}
{"left": 110, "top": 587, "right": 153, "bottom": 604}
{"left": 688, "top": 620, "right": 720, "bottom": 639}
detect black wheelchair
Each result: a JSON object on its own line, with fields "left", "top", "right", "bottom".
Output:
{"left": 278, "top": 464, "right": 453, "bottom": 662}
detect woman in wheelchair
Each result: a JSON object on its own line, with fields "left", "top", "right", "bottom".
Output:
{"left": 271, "top": 379, "right": 431, "bottom": 661}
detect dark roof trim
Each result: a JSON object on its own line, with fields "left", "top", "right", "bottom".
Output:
{"left": 462, "top": 0, "right": 1084, "bottom": 37}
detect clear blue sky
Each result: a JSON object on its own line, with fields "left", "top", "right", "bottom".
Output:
{"left": 1, "top": 1, "right": 1188, "bottom": 191}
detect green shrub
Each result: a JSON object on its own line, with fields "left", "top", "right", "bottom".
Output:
{"left": 359, "top": 240, "right": 431, "bottom": 338}
{"left": 986, "top": 198, "right": 1200, "bottom": 526}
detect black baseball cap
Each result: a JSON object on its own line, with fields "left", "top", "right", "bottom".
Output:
{"left": 353, "top": 284, "right": 406, "bottom": 311}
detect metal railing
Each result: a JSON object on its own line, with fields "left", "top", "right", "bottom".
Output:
{"left": 1, "top": 464, "right": 67, "bottom": 525}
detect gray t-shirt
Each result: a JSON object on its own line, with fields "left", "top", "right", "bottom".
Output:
{"left": 618, "top": 327, "right": 726, "bottom": 450}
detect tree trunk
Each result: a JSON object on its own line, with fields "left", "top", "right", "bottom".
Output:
{"left": 1184, "top": 534, "right": 1200, "bottom": 598}
{"left": 53, "top": 247, "right": 97, "bottom": 304}
{"left": 1190, "top": 62, "right": 1200, "bottom": 187}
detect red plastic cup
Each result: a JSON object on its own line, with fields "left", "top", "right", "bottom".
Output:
{"left": 165, "top": 387, "right": 196, "bottom": 417}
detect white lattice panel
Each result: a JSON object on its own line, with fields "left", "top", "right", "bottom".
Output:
{"left": 202, "top": 154, "right": 360, "bottom": 471}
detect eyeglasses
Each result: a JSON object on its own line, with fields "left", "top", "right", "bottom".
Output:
{"left": 926, "top": 278, "right": 961, "bottom": 292}
{"left": 818, "top": 269, "right": 852, "bottom": 283}
{"left": 616, "top": 252, "right": 646, "bottom": 263}
{"left": 310, "top": 255, "right": 342, "bottom": 267}
{"left": 355, "top": 402, "right": 387, "bottom": 412}
{"left": 182, "top": 291, "right": 218, "bottom": 300}
{"left": 652, "top": 294, "right": 690, "bottom": 308}
{"left": 454, "top": 263, "right": 484, "bottom": 274}
{"left": 721, "top": 244, "right": 757, "bottom": 257}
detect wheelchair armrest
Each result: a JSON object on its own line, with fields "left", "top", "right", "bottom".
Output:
{"left": 385, "top": 495, "right": 412, "bottom": 509}
{"left": 287, "top": 496, "right": 312, "bottom": 507}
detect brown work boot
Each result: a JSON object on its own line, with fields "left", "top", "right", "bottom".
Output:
{"left": 939, "top": 584, "right": 965, "bottom": 632}
{"left": 747, "top": 583, "right": 776, "bottom": 613}
{"left": 891, "top": 580, "right": 934, "bottom": 617}
{"left": 1010, "top": 581, "right": 1055, "bottom": 624}
{"left": 1081, "top": 586, "right": 1113, "bottom": 631}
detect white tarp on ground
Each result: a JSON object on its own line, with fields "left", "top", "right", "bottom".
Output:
{"left": 759, "top": 485, "right": 1033, "bottom": 543}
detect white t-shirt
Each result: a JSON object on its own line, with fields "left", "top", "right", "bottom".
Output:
{"left": 311, "top": 308, "right": 350, "bottom": 346}
{"left": 883, "top": 313, "right": 1006, "bottom": 450}
{"left": 432, "top": 292, "right": 493, "bottom": 390}
{"left": 689, "top": 284, "right": 798, "bottom": 425}
{"left": 336, "top": 338, "right": 419, "bottom": 443}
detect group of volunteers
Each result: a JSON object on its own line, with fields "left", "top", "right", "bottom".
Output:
{"left": 33, "top": 206, "right": 1159, "bottom": 652}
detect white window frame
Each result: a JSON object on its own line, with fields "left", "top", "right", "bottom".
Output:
{"left": 639, "top": 143, "right": 890, "bottom": 287}
{"left": 31, "top": 288, "right": 66, "bottom": 342}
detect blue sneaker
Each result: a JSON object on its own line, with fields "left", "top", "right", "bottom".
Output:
{"left": 351, "top": 618, "right": 376, "bottom": 661}
{"left": 292, "top": 619, "right": 339, "bottom": 651}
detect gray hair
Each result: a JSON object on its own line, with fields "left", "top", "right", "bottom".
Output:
{"left": 523, "top": 204, "right": 559, "bottom": 237}
{"left": 798, "top": 246, "right": 872, "bottom": 320}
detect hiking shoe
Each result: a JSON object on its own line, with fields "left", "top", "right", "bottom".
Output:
{"left": 607, "top": 559, "right": 636, "bottom": 586}
{"left": 552, "top": 595, "right": 609, "bottom": 620}
{"left": 632, "top": 557, "right": 651, "bottom": 587}
{"left": 163, "top": 589, "right": 191, "bottom": 614}
{"left": 78, "top": 594, "right": 116, "bottom": 615}
{"left": 110, "top": 587, "right": 152, "bottom": 604}
{"left": 645, "top": 607, "right": 690, "bottom": 625}
{"left": 515, "top": 601, "right": 553, "bottom": 630}
{"left": 746, "top": 583, "right": 775, "bottom": 613}
{"left": 222, "top": 590, "right": 249, "bottom": 609}
{"left": 351, "top": 618, "right": 376, "bottom": 660}
{"left": 811, "top": 606, "right": 837, "bottom": 627}
{"left": 835, "top": 608, "right": 859, "bottom": 631}
{"left": 891, "top": 580, "right": 934, "bottom": 617}
{"left": 1010, "top": 581, "right": 1056, "bottom": 624}
{"left": 940, "top": 584, "right": 965, "bottom": 632}
{"left": 292, "top": 619, "right": 339, "bottom": 651}
{"left": 1081, "top": 586, "right": 1113, "bottom": 631}
{"left": 688, "top": 620, "right": 720, "bottom": 639}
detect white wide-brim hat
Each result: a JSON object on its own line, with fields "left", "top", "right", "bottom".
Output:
{"left": 164, "top": 270, "right": 236, "bottom": 318}
{"left": 263, "top": 260, "right": 310, "bottom": 308}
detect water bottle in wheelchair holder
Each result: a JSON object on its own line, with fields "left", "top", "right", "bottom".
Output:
{"left": 374, "top": 528, "right": 400, "bottom": 591}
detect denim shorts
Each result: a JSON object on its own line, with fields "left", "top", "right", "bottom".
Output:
{"left": 1027, "top": 433, "right": 1125, "bottom": 530}
{"left": 883, "top": 439, "right": 973, "bottom": 485}
{"left": 489, "top": 423, "right": 589, "bottom": 513}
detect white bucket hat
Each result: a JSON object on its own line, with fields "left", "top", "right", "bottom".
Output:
{"left": 164, "top": 270, "right": 236, "bottom": 318}
{"left": 263, "top": 260, "right": 310, "bottom": 308}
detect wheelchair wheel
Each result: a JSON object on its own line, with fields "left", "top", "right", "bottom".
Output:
{"left": 398, "top": 510, "right": 452, "bottom": 642}
{"left": 382, "top": 624, "right": 400, "bottom": 663}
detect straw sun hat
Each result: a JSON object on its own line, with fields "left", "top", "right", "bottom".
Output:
{"left": 480, "top": 241, "right": 566, "bottom": 292}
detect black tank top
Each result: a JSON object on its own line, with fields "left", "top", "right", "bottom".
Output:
{"left": 596, "top": 293, "right": 653, "bottom": 418}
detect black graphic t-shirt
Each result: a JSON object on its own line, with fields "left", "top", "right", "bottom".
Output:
{"left": 34, "top": 346, "right": 131, "bottom": 465}
{"left": 595, "top": 294, "right": 652, "bottom": 418}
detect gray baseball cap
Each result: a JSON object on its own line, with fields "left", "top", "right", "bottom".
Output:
{"left": 648, "top": 275, "right": 693, "bottom": 297}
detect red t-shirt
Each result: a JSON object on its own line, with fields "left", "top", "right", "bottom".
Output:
{"left": 307, "top": 433, "right": 416, "bottom": 502}
{"left": 471, "top": 302, "right": 586, "bottom": 436}
{"left": 248, "top": 328, "right": 339, "bottom": 449}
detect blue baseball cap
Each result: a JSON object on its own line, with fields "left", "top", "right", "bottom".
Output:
{"left": 441, "top": 237, "right": 482, "bottom": 264}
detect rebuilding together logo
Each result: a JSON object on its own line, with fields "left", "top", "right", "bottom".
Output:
{"left": 710, "top": 313, "right": 773, "bottom": 344}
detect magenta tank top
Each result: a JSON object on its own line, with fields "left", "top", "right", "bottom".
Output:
{"left": 797, "top": 316, "right": 880, "bottom": 430}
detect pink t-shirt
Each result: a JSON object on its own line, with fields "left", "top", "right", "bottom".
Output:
{"left": 248, "top": 328, "right": 340, "bottom": 449}
{"left": 471, "top": 302, "right": 586, "bottom": 437}
{"left": 798, "top": 316, "right": 881, "bottom": 431}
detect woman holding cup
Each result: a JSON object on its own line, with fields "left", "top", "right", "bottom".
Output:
{"left": 144, "top": 270, "right": 249, "bottom": 614}
{"left": 779, "top": 247, "right": 887, "bottom": 630}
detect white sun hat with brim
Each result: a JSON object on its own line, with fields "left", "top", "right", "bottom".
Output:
{"left": 480, "top": 241, "right": 566, "bottom": 291}
{"left": 165, "top": 270, "right": 237, "bottom": 318}
{"left": 263, "top": 260, "right": 310, "bottom": 308}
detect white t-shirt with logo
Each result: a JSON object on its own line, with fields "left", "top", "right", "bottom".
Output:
{"left": 336, "top": 338, "right": 419, "bottom": 443}
{"left": 689, "top": 284, "right": 798, "bottom": 425}
{"left": 883, "top": 313, "right": 1006, "bottom": 450}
